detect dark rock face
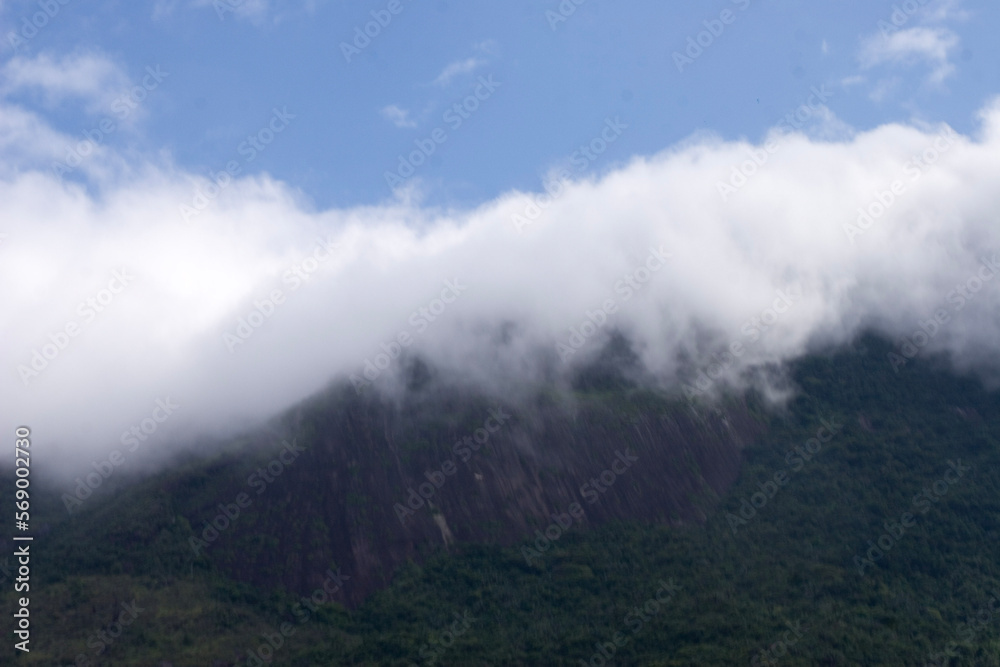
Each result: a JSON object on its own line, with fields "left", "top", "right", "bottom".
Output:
{"left": 203, "top": 382, "right": 764, "bottom": 606}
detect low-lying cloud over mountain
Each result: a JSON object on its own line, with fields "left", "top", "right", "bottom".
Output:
{"left": 4, "top": 92, "right": 1000, "bottom": 479}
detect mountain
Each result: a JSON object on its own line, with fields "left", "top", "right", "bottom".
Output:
{"left": 8, "top": 334, "right": 1000, "bottom": 665}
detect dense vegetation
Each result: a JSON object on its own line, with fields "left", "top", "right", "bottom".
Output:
{"left": 6, "top": 335, "right": 1000, "bottom": 665}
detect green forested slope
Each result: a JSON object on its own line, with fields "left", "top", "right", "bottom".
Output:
{"left": 7, "top": 335, "right": 1000, "bottom": 666}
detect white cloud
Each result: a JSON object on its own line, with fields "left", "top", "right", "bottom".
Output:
{"left": 861, "top": 27, "right": 959, "bottom": 85}
{"left": 474, "top": 39, "right": 499, "bottom": 56}
{"left": 3, "top": 98, "right": 1000, "bottom": 483}
{"left": 432, "top": 57, "right": 485, "bottom": 87}
{"left": 0, "top": 103, "right": 68, "bottom": 161}
{"left": 868, "top": 76, "right": 901, "bottom": 103}
{"left": 922, "top": 0, "right": 970, "bottom": 23}
{"left": 0, "top": 52, "right": 131, "bottom": 114}
{"left": 152, "top": 0, "right": 179, "bottom": 20}
{"left": 380, "top": 104, "right": 417, "bottom": 129}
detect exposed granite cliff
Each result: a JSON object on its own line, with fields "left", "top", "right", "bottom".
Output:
{"left": 193, "top": 380, "right": 765, "bottom": 606}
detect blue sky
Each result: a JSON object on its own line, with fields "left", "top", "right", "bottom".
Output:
{"left": 1, "top": 0, "right": 995, "bottom": 209}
